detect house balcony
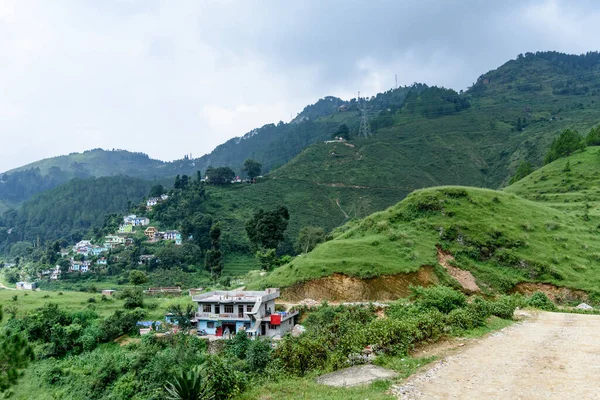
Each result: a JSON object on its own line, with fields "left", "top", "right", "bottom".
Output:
{"left": 195, "top": 312, "right": 251, "bottom": 321}
{"left": 269, "top": 310, "right": 299, "bottom": 325}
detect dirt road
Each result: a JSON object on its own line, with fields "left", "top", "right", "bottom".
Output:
{"left": 395, "top": 312, "right": 600, "bottom": 399}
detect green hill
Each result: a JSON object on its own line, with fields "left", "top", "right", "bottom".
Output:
{"left": 505, "top": 146, "right": 600, "bottom": 218}
{"left": 257, "top": 185, "right": 600, "bottom": 294}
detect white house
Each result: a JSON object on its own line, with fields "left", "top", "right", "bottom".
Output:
{"left": 192, "top": 288, "right": 297, "bottom": 338}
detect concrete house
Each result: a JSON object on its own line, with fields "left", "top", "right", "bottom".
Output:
{"left": 104, "top": 235, "right": 125, "bottom": 248}
{"left": 144, "top": 227, "right": 158, "bottom": 240}
{"left": 146, "top": 197, "right": 159, "bottom": 208}
{"left": 133, "top": 217, "right": 150, "bottom": 226}
{"left": 164, "top": 230, "right": 182, "bottom": 244}
{"left": 91, "top": 245, "right": 109, "bottom": 256}
{"left": 118, "top": 224, "right": 133, "bottom": 234}
{"left": 192, "top": 288, "right": 297, "bottom": 338}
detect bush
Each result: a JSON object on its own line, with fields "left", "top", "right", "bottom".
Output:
{"left": 410, "top": 286, "right": 467, "bottom": 314}
{"left": 117, "top": 288, "right": 144, "bottom": 309}
{"left": 446, "top": 308, "right": 475, "bottom": 331}
{"left": 526, "top": 291, "right": 557, "bottom": 311}
{"left": 489, "top": 296, "right": 517, "bottom": 319}
{"left": 203, "top": 355, "right": 246, "bottom": 399}
{"left": 247, "top": 338, "right": 272, "bottom": 371}
{"left": 87, "top": 297, "right": 96, "bottom": 303}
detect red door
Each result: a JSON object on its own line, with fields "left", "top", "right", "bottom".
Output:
{"left": 216, "top": 327, "right": 223, "bottom": 337}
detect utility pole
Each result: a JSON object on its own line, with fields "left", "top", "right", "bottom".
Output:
{"left": 395, "top": 74, "right": 398, "bottom": 89}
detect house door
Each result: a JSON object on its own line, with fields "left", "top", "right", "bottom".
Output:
{"left": 260, "top": 323, "right": 266, "bottom": 336}
{"left": 238, "top": 305, "right": 244, "bottom": 317}
{"left": 216, "top": 327, "right": 223, "bottom": 337}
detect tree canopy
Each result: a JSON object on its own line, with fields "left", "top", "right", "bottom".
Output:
{"left": 242, "top": 159, "right": 262, "bottom": 180}
{"left": 544, "top": 129, "right": 585, "bottom": 164}
{"left": 245, "top": 206, "right": 290, "bottom": 251}
{"left": 205, "top": 167, "right": 235, "bottom": 185}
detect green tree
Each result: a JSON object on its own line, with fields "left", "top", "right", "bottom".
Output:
{"left": 586, "top": 125, "right": 600, "bottom": 146}
{"left": 332, "top": 124, "right": 350, "bottom": 140}
{"left": 242, "top": 159, "right": 262, "bottom": 180}
{"left": 245, "top": 206, "right": 290, "bottom": 250}
{"left": 294, "top": 226, "right": 326, "bottom": 254}
{"left": 165, "top": 366, "right": 214, "bottom": 400}
{"left": 167, "top": 303, "right": 196, "bottom": 333}
{"left": 255, "top": 248, "right": 277, "bottom": 271}
{"left": 544, "top": 129, "right": 585, "bottom": 164}
{"left": 508, "top": 161, "right": 534, "bottom": 184}
{"left": 129, "top": 270, "right": 148, "bottom": 286}
{"left": 149, "top": 184, "right": 165, "bottom": 197}
{"left": 0, "top": 306, "right": 35, "bottom": 393}
{"left": 205, "top": 166, "right": 235, "bottom": 185}
{"left": 563, "top": 160, "right": 571, "bottom": 172}
{"left": 205, "top": 223, "right": 223, "bottom": 278}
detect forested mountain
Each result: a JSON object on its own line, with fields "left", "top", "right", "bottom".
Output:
{"left": 0, "top": 176, "right": 152, "bottom": 254}
{"left": 0, "top": 85, "right": 424, "bottom": 209}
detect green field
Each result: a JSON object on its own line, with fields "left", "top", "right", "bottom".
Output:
{"left": 0, "top": 288, "right": 176, "bottom": 320}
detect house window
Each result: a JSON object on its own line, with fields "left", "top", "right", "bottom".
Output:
{"left": 246, "top": 305, "right": 253, "bottom": 312}
{"left": 269, "top": 324, "right": 277, "bottom": 330}
{"left": 203, "top": 304, "right": 211, "bottom": 313}
{"left": 224, "top": 305, "right": 234, "bottom": 313}
{"left": 207, "top": 321, "right": 215, "bottom": 329}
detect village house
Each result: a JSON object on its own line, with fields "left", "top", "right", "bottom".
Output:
{"left": 192, "top": 288, "right": 297, "bottom": 338}
{"left": 70, "top": 260, "right": 91, "bottom": 273}
{"left": 146, "top": 197, "right": 159, "bottom": 208}
{"left": 144, "top": 227, "right": 158, "bottom": 240}
{"left": 118, "top": 224, "right": 133, "bottom": 234}
{"left": 160, "top": 194, "right": 169, "bottom": 201}
{"left": 102, "top": 289, "right": 116, "bottom": 296}
{"left": 138, "top": 254, "right": 155, "bottom": 264}
{"left": 104, "top": 235, "right": 125, "bottom": 248}
{"left": 164, "top": 230, "right": 182, "bottom": 245}
{"left": 96, "top": 257, "right": 108, "bottom": 266}
{"left": 72, "top": 240, "right": 94, "bottom": 256}
{"left": 133, "top": 216, "right": 150, "bottom": 226}
{"left": 91, "top": 245, "right": 108, "bottom": 256}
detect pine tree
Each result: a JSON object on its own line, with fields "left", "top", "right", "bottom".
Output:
{"left": 205, "top": 222, "right": 223, "bottom": 278}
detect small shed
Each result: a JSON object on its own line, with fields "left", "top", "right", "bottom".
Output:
{"left": 102, "top": 289, "right": 117, "bottom": 296}
{"left": 16, "top": 282, "right": 37, "bottom": 290}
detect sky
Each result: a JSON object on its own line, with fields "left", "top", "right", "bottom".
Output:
{"left": 1, "top": 0, "right": 600, "bottom": 172}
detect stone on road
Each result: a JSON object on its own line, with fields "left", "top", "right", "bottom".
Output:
{"left": 394, "top": 312, "right": 600, "bottom": 399}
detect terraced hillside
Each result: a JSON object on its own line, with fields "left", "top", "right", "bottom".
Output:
{"left": 256, "top": 186, "right": 600, "bottom": 296}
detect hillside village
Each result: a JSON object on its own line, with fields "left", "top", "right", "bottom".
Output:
{"left": 40, "top": 192, "right": 192, "bottom": 280}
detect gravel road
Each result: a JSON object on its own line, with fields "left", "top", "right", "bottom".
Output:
{"left": 394, "top": 312, "right": 600, "bottom": 399}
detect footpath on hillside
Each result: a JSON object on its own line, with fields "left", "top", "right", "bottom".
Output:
{"left": 394, "top": 312, "right": 600, "bottom": 399}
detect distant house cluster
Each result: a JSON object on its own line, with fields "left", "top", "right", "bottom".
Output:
{"left": 72, "top": 240, "right": 109, "bottom": 257}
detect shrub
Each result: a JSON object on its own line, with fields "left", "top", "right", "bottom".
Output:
{"left": 410, "top": 286, "right": 467, "bottom": 314}
{"left": 526, "top": 291, "right": 557, "bottom": 311}
{"left": 203, "top": 355, "right": 246, "bottom": 399}
{"left": 117, "top": 288, "right": 144, "bottom": 309}
{"left": 366, "top": 318, "right": 419, "bottom": 355}
{"left": 489, "top": 296, "right": 517, "bottom": 319}
{"left": 246, "top": 338, "right": 272, "bottom": 371}
{"left": 87, "top": 297, "right": 96, "bottom": 303}
{"left": 446, "top": 308, "right": 476, "bottom": 332}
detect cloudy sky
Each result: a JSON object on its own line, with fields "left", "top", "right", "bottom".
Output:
{"left": 1, "top": 0, "right": 599, "bottom": 172}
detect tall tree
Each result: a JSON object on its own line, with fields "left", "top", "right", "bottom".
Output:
{"left": 167, "top": 303, "right": 196, "bottom": 333}
{"left": 149, "top": 184, "right": 165, "bottom": 197}
{"left": 0, "top": 306, "right": 35, "bottom": 393}
{"left": 205, "top": 166, "right": 235, "bottom": 185}
{"left": 205, "top": 222, "right": 223, "bottom": 278}
{"left": 294, "top": 226, "right": 326, "bottom": 254}
{"left": 245, "top": 206, "right": 290, "bottom": 250}
{"left": 242, "top": 159, "right": 262, "bottom": 180}
{"left": 544, "top": 129, "right": 585, "bottom": 164}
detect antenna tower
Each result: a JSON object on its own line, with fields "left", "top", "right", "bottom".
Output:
{"left": 358, "top": 95, "right": 372, "bottom": 138}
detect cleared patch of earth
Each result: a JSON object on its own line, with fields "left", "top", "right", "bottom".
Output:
{"left": 281, "top": 267, "right": 438, "bottom": 302}
{"left": 316, "top": 365, "right": 398, "bottom": 387}
{"left": 436, "top": 248, "right": 480, "bottom": 293}
{"left": 393, "top": 311, "right": 600, "bottom": 399}
{"left": 512, "top": 282, "right": 588, "bottom": 303}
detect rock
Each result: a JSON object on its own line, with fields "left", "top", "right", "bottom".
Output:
{"left": 291, "top": 324, "right": 306, "bottom": 337}
{"left": 576, "top": 303, "right": 593, "bottom": 310}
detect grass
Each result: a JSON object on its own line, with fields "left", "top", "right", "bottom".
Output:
{"left": 458, "top": 315, "right": 514, "bottom": 339}
{"left": 254, "top": 186, "right": 600, "bottom": 293}
{"left": 0, "top": 289, "right": 174, "bottom": 320}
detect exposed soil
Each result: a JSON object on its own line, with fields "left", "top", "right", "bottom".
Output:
{"left": 281, "top": 267, "right": 438, "bottom": 302}
{"left": 512, "top": 282, "right": 588, "bottom": 303}
{"left": 436, "top": 248, "right": 480, "bottom": 293}
{"left": 316, "top": 365, "right": 398, "bottom": 387}
{"left": 393, "top": 312, "right": 600, "bottom": 399}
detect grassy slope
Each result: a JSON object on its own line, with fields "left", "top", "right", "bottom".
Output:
{"left": 257, "top": 186, "right": 600, "bottom": 293}
{"left": 505, "top": 146, "right": 600, "bottom": 218}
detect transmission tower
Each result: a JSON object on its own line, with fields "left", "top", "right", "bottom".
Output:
{"left": 358, "top": 96, "right": 372, "bottom": 138}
